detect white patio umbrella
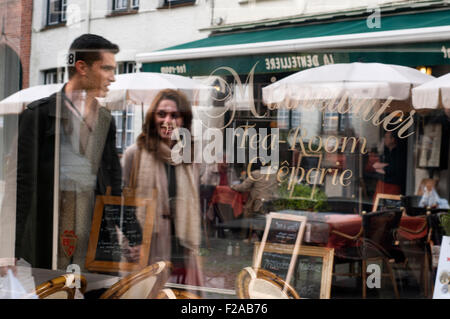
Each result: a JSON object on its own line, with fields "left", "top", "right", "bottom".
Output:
{"left": 412, "top": 73, "right": 450, "bottom": 109}
{"left": 262, "top": 62, "right": 434, "bottom": 106}
{"left": 0, "top": 83, "right": 63, "bottom": 115}
{"left": 103, "top": 72, "right": 212, "bottom": 110}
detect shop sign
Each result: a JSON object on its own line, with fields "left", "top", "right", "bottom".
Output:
{"left": 263, "top": 54, "right": 335, "bottom": 71}
{"left": 143, "top": 52, "right": 348, "bottom": 76}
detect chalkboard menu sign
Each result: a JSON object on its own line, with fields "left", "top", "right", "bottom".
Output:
{"left": 254, "top": 213, "right": 307, "bottom": 287}
{"left": 372, "top": 193, "right": 402, "bottom": 212}
{"left": 266, "top": 218, "right": 302, "bottom": 245}
{"left": 253, "top": 242, "right": 334, "bottom": 299}
{"left": 85, "top": 190, "right": 156, "bottom": 273}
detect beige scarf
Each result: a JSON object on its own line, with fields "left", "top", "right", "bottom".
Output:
{"left": 130, "top": 141, "right": 201, "bottom": 252}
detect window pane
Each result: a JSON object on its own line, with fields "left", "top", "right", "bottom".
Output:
{"left": 126, "top": 132, "right": 133, "bottom": 147}
{"left": 127, "top": 62, "right": 135, "bottom": 73}
{"left": 277, "top": 109, "right": 289, "bottom": 129}
{"left": 61, "top": 0, "right": 67, "bottom": 21}
{"left": 47, "top": 0, "right": 60, "bottom": 25}
{"left": 292, "top": 109, "right": 301, "bottom": 128}
{"left": 44, "top": 69, "right": 57, "bottom": 84}
{"left": 115, "top": 132, "right": 122, "bottom": 148}
{"left": 126, "top": 116, "right": 133, "bottom": 130}
{"left": 114, "top": 0, "right": 127, "bottom": 10}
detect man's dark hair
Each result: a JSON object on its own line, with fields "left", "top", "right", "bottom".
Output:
{"left": 68, "top": 34, "right": 119, "bottom": 79}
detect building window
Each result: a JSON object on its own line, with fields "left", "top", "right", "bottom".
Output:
{"left": 47, "top": 0, "right": 67, "bottom": 25}
{"left": 113, "top": 61, "right": 138, "bottom": 152}
{"left": 113, "top": 104, "right": 135, "bottom": 152}
{"left": 163, "top": 0, "right": 196, "bottom": 7}
{"left": 112, "top": 0, "right": 139, "bottom": 12}
{"left": 43, "top": 68, "right": 65, "bottom": 84}
{"left": 116, "top": 61, "right": 137, "bottom": 74}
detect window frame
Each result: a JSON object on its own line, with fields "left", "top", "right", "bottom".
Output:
{"left": 116, "top": 61, "right": 137, "bottom": 75}
{"left": 43, "top": 68, "right": 65, "bottom": 85}
{"left": 162, "top": 0, "right": 196, "bottom": 8}
{"left": 47, "top": 0, "right": 67, "bottom": 26}
{"left": 112, "top": 0, "right": 139, "bottom": 12}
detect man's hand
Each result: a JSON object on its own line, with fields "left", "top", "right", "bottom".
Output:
{"left": 373, "top": 162, "right": 388, "bottom": 170}
{"left": 373, "top": 162, "right": 388, "bottom": 174}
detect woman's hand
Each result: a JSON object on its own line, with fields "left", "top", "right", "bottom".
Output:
{"left": 125, "top": 245, "right": 141, "bottom": 263}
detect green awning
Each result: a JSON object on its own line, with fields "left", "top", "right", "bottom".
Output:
{"left": 164, "top": 9, "right": 450, "bottom": 51}
{"left": 139, "top": 9, "right": 450, "bottom": 76}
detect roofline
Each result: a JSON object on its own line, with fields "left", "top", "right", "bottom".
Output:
{"left": 201, "top": 1, "right": 450, "bottom": 33}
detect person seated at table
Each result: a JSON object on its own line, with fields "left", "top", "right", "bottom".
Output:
{"left": 200, "top": 156, "right": 239, "bottom": 187}
{"left": 231, "top": 161, "right": 278, "bottom": 239}
{"left": 199, "top": 157, "right": 239, "bottom": 215}
{"left": 417, "top": 178, "right": 449, "bottom": 209}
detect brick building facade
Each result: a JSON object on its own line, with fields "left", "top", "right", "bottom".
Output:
{"left": 0, "top": 0, "right": 33, "bottom": 99}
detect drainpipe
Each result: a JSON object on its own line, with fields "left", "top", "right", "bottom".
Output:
{"left": 210, "top": 0, "right": 214, "bottom": 26}
{"left": 86, "top": 0, "right": 91, "bottom": 33}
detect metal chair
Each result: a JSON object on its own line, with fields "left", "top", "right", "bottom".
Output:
{"left": 332, "top": 209, "right": 404, "bottom": 298}
{"left": 398, "top": 208, "right": 449, "bottom": 297}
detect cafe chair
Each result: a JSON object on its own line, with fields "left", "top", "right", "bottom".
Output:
{"left": 396, "top": 210, "right": 430, "bottom": 297}
{"left": 397, "top": 208, "right": 449, "bottom": 297}
{"left": 235, "top": 267, "right": 300, "bottom": 299}
{"left": 401, "top": 195, "right": 426, "bottom": 216}
{"left": 332, "top": 209, "right": 404, "bottom": 299}
{"left": 156, "top": 288, "right": 202, "bottom": 299}
{"left": 33, "top": 274, "right": 87, "bottom": 299}
{"left": 100, "top": 261, "right": 172, "bottom": 299}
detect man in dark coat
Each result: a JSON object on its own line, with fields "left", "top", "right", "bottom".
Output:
{"left": 15, "top": 34, "right": 140, "bottom": 270}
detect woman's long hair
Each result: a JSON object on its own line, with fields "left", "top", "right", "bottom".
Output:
{"left": 137, "top": 89, "right": 193, "bottom": 152}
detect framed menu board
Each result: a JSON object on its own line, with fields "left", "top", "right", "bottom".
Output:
{"left": 372, "top": 193, "right": 402, "bottom": 212}
{"left": 253, "top": 242, "right": 334, "bottom": 299}
{"left": 254, "top": 213, "right": 307, "bottom": 288}
{"left": 85, "top": 190, "right": 156, "bottom": 273}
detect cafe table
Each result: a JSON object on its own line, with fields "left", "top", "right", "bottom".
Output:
{"left": 325, "top": 213, "right": 428, "bottom": 249}
{"left": 209, "top": 185, "right": 248, "bottom": 218}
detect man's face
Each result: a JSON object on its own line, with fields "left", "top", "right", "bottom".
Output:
{"left": 84, "top": 51, "right": 116, "bottom": 97}
{"left": 384, "top": 131, "right": 396, "bottom": 148}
